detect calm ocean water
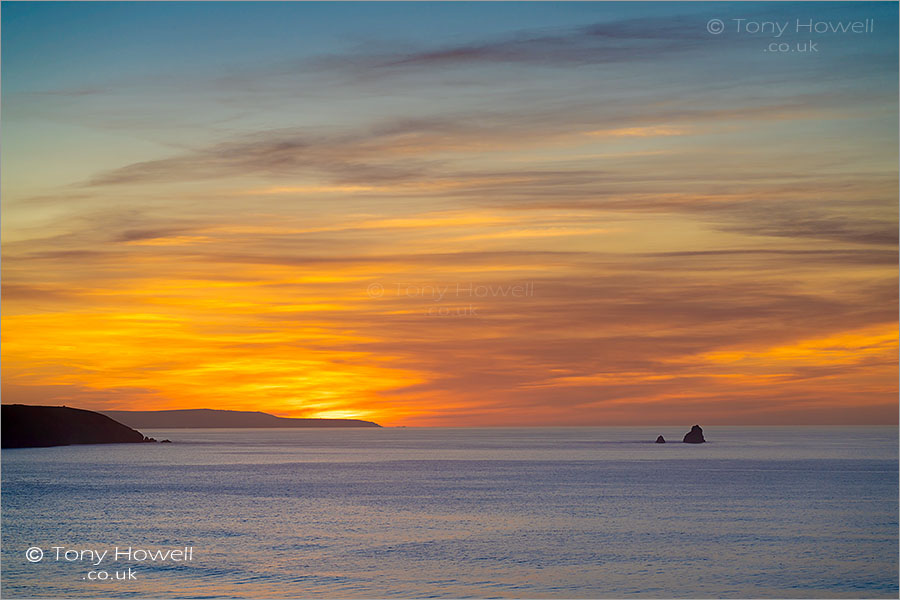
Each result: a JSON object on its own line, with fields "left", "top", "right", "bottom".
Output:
{"left": 2, "top": 427, "right": 897, "bottom": 599}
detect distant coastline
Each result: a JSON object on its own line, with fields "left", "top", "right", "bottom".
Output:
{"left": 100, "top": 408, "right": 381, "bottom": 429}
{"left": 1, "top": 405, "right": 379, "bottom": 449}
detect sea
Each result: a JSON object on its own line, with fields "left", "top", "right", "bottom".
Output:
{"left": 2, "top": 426, "right": 897, "bottom": 599}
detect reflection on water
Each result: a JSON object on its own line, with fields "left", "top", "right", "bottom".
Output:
{"left": 2, "top": 427, "right": 897, "bottom": 598}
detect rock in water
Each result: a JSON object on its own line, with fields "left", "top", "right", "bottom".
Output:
{"left": 682, "top": 425, "right": 706, "bottom": 444}
{"left": 655, "top": 435, "right": 666, "bottom": 443}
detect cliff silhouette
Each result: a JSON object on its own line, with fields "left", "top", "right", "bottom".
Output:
{"left": 2, "top": 404, "right": 152, "bottom": 448}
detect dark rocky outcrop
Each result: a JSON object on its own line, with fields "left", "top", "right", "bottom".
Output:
{"left": 2, "top": 404, "right": 152, "bottom": 449}
{"left": 101, "top": 408, "right": 381, "bottom": 429}
{"left": 682, "top": 425, "right": 706, "bottom": 444}
{"left": 655, "top": 435, "right": 666, "bottom": 443}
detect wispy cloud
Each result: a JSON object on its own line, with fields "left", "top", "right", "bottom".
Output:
{"left": 317, "top": 16, "right": 715, "bottom": 74}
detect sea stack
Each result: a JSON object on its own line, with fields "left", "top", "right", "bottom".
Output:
{"left": 682, "top": 425, "right": 706, "bottom": 444}
{"left": 655, "top": 435, "right": 666, "bottom": 444}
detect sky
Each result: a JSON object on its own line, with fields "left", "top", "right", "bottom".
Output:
{"left": 2, "top": 2, "right": 897, "bottom": 426}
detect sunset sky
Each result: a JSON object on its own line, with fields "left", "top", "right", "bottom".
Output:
{"left": 2, "top": 2, "right": 897, "bottom": 426}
